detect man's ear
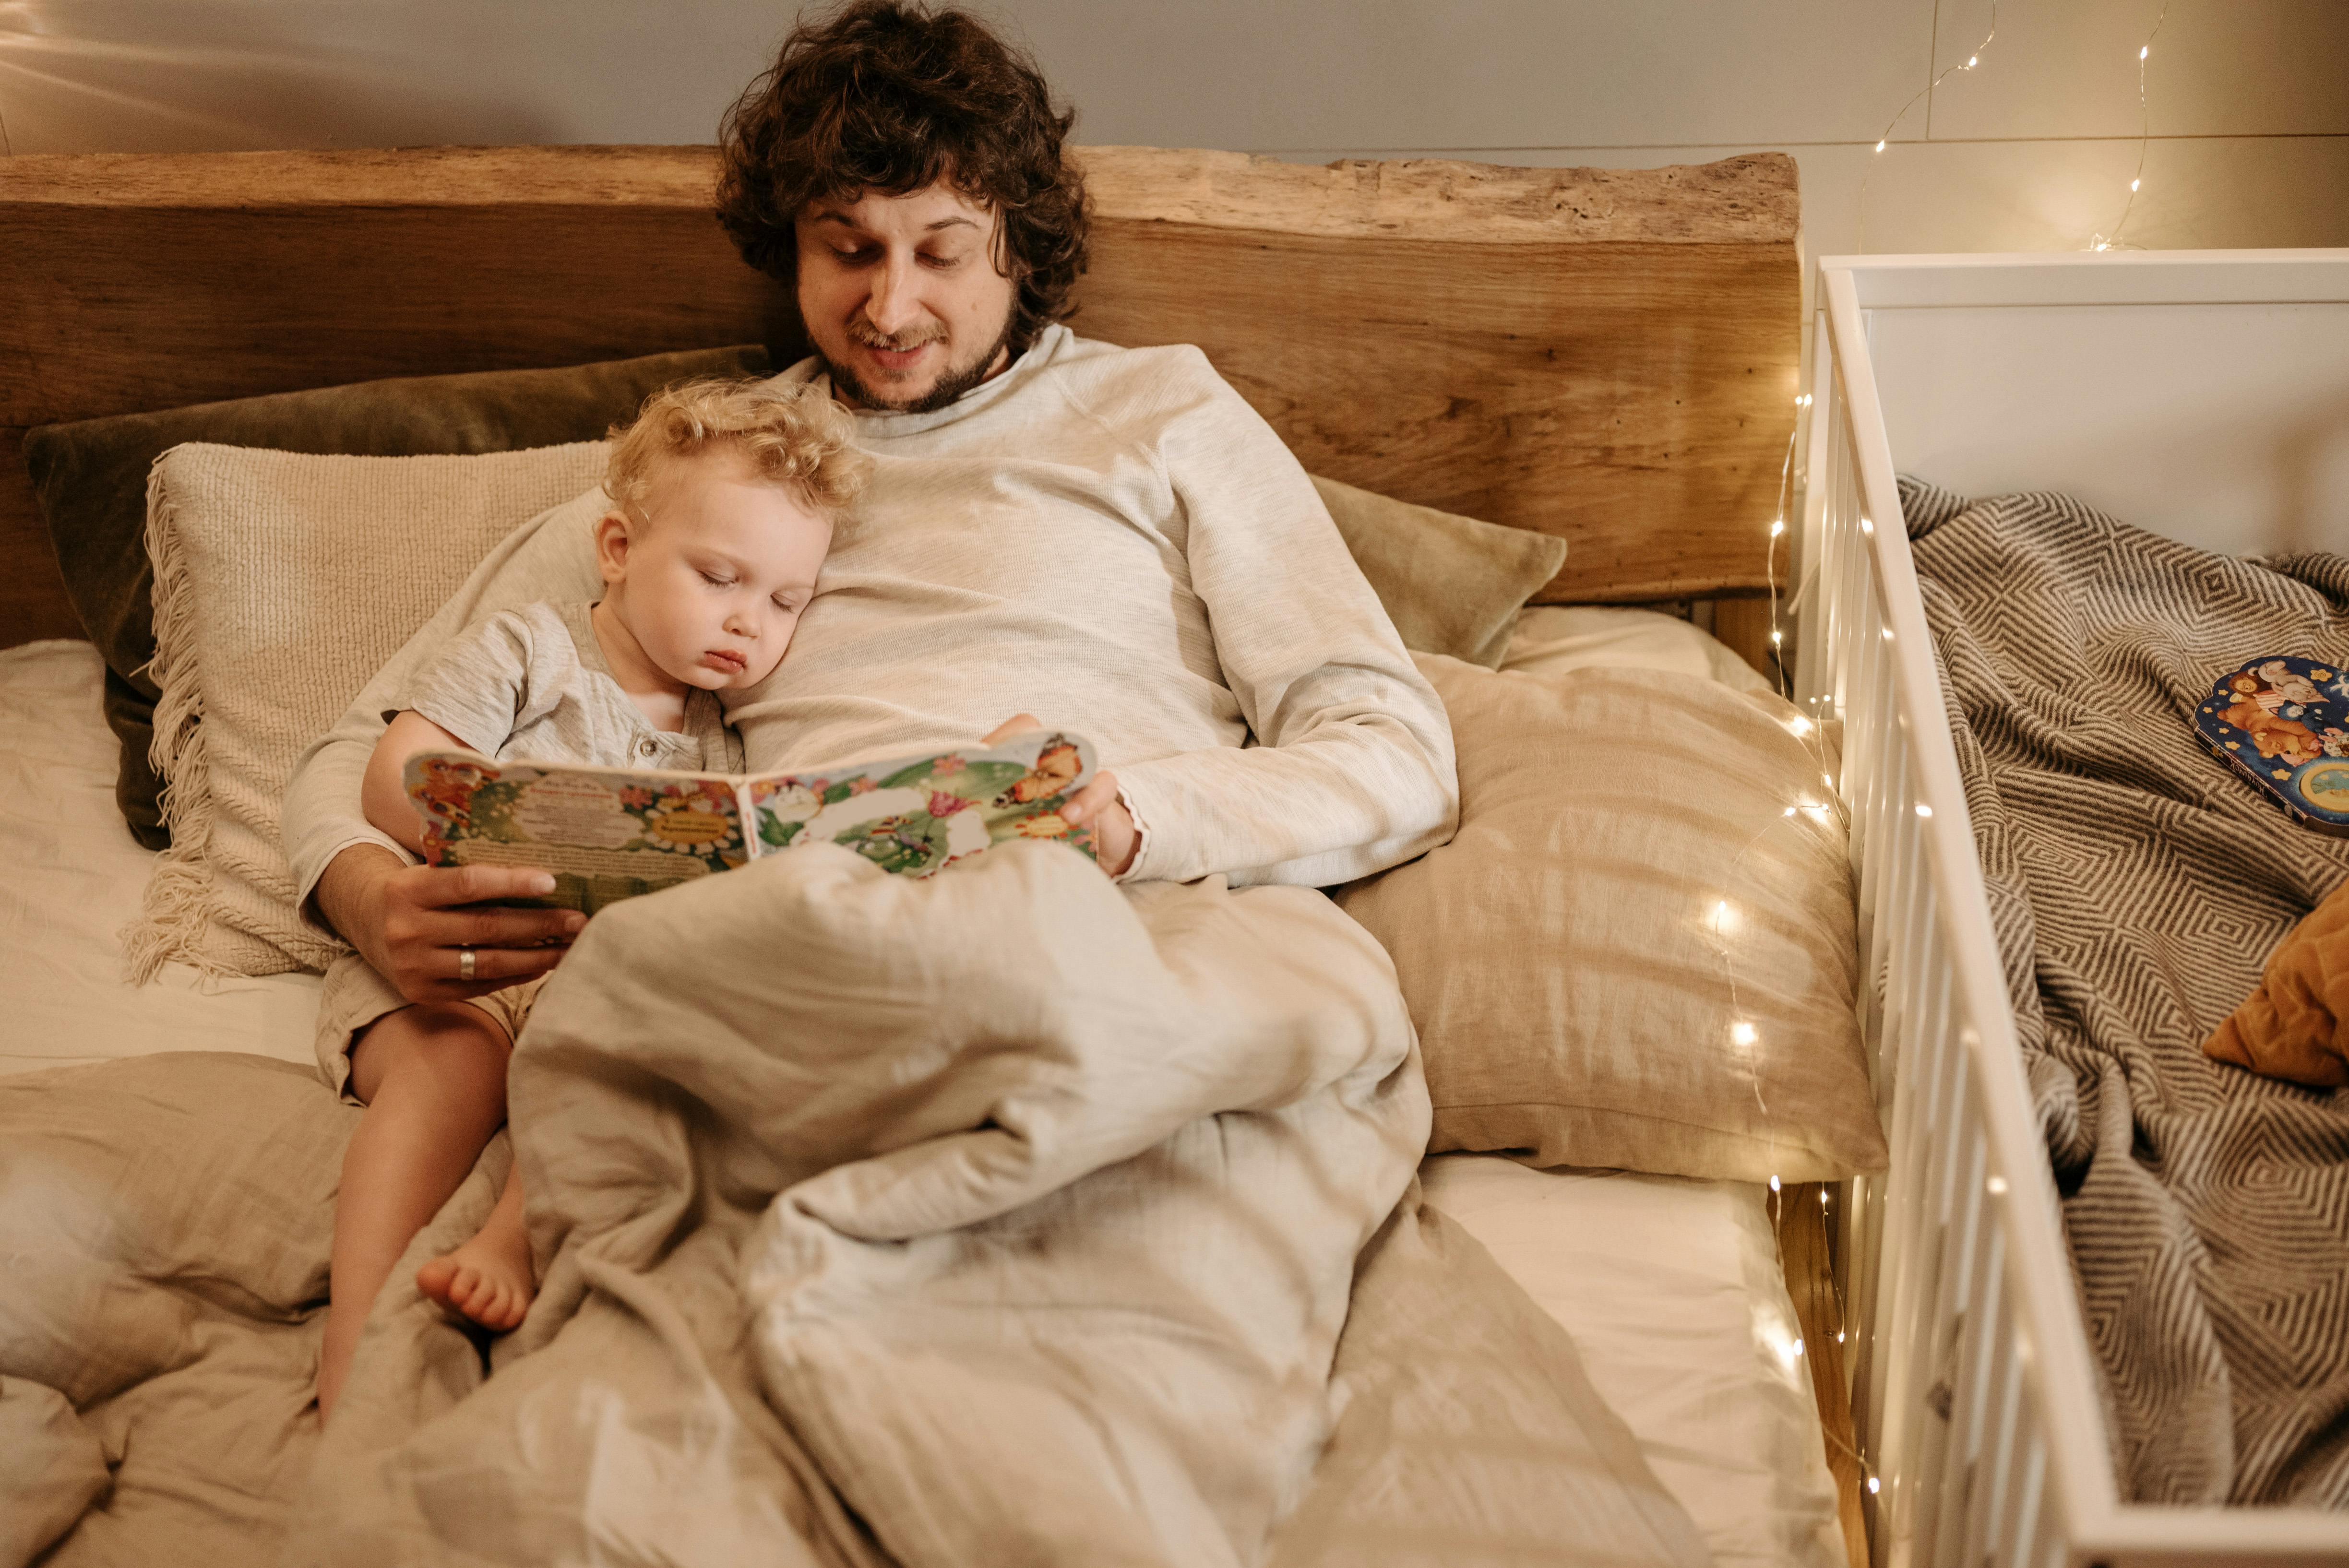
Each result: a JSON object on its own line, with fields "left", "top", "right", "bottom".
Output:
{"left": 594, "top": 511, "right": 632, "bottom": 586}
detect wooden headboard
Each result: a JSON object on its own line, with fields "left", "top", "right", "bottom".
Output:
{"left": 0, "top": 144, "right": 1799, "bottom": 649}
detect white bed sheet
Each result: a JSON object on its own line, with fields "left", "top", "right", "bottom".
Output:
{"left": 0, "top": 640, "right": 319, "bottom": 1075}
{"left": 1, "top": 625, "right": 1840, "bottom": 1568}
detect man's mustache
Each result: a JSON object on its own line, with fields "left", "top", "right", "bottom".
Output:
{"left": 847, "top": 318, "right": 947, "bottom": 352}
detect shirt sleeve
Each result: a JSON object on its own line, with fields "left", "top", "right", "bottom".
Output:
{"left": 280, "top": 488, "right": 608, "bottom": 929}
{"left": 1113, "top": 362, "right": 1459, "bottom": 888}
{"left": 401, "top": 606, "right": 554, "bottom": 757}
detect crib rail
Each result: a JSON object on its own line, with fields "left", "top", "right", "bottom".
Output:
{"left": 1799, "top": 258, "right": 2349, "bottom": 1568}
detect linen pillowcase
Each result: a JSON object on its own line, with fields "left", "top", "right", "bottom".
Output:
{"left": 128, "top": 441, "right": 610, "bottom": 981}
{"left": 1310, "top": 475, "right": 1567, "bottom": 670}
{"left": 24, "top": 344, "right": 773, "bottom": 850}
{"left": 1338, "top": 654, "right": 1885, "bottom": 1183}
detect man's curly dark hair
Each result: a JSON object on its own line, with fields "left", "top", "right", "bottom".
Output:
{"left": 715, "top": 0, "right": 1090, "bottom": 356}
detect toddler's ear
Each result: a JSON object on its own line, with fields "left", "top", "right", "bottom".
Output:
{"left": 593, "top": 511, "right": 634, "bottom": 584}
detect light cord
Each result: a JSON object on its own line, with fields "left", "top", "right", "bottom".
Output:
{"left": 2091, "top": 1, "right": 2171, "bottom": 251}
{"left": 1857, "top": 1, "right": 1999, "bottom": 252}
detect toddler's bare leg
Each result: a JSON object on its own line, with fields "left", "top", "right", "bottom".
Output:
{"left": 318, "top": 1003, "right": 512, "bottom": 1425}
{"left": 416, "top": 1158, "right": 535, "bottom": 1332}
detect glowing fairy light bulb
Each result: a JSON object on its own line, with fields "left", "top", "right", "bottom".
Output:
{"left": 1770, "top": 519, "right": 1786, "bottom": 538}
{"left": 1767, "top": 1172, "right": 1781, "bottom": 1192}
{"left": 1915, "top": 803, "right": 1933, "bottom": 818}
{"left": 2140, "top": 44, "right": 2149, "bottom": 59}
{"left": 1875, "top": 139, "right": 1887, "bottom": 153}
{"left": 1732, "top": 1021, "right": 1759, "bottom": 1047}
{"left": 1868, "top": 1478, "right": 1882, "bottom": 1496}
{"left": 1787, "top": 715, "right": 1813, "bottom": 736}
{"left": 1770, "top": 630, "right": 1785, "bottom": 646}
{"left": 1860, "top": 517, "right": 1874, "bottom": 536}
{"left": 1967, "top": 54, "right": 1978, "bottom": 67}
{"left": 2131, "top": 178, "right": 2141, "bottom": 191}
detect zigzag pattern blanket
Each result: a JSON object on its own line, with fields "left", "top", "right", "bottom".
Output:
{"left": 1902, "top": 478, "right": 2349, "bottom": 1504}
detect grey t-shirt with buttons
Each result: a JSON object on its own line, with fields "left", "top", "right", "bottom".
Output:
{"left": 398, "top": 599, "right": 745, "bottom": 775}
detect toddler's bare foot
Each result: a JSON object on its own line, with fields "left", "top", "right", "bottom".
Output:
{"left": 417, "top": 1223, "right": 534, "bottom": 1332}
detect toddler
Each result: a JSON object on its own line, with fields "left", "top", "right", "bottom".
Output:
{"left": 316, "top": 377, "right": 870, "bottom": 1421}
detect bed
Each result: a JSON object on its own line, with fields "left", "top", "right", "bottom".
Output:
{"left": 0, "top": 144, "right": 1861, "bottom": 1567}
{"left": 1802, "top": 249, "right": 2349, "bottom": 1567}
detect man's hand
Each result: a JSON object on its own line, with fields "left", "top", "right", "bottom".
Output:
{"left": 980, "top": 714, "right": 1138, "bottom": 878}
{"left": 1060, "top": 772, "right": 1136, "bottom": 877}
{"left": 313, "top": 844, "right": 585, "bottom": 1004}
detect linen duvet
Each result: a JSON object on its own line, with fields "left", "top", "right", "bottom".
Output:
{"left": 1, "top": 838, "right": 1711, "bottom": 1568}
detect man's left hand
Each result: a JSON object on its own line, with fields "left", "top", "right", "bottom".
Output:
{"left": 981, "top": 713, "right": 1137, "bottom": 878}
{"left": 1060, "top": 772, "right": 1136, "bottom": 877}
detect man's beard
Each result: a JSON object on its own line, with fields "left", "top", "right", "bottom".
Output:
{"left": 823, "top": 312, "right": 1019, "bottom": 415}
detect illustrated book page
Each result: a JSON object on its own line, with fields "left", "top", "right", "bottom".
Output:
{"left": 405, "top": 730, "right": 1098, "bottom": 911}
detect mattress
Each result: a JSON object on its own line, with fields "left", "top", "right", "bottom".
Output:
{"left": 0, "top": 625, "right": 1841, "bottom": 1568}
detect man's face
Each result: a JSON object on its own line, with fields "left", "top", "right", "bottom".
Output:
{"left": 794, "top": 185, "right": 1020, "bottom": 414}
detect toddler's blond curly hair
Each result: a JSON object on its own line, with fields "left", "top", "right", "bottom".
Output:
{"left": 605, "top": 377, "right": 870, "bottom": 526}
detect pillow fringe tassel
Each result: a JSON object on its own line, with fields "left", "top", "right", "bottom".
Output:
{"left": 120, "top": 457, "right": 216, "bottom": 985}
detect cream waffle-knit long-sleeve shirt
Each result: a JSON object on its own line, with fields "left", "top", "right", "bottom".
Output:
{"left": 284, "top": 325, "right": 1456, "bottom": 904}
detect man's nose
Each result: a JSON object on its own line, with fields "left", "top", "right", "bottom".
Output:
{"left": 865, "top": 252, "right": 923, "bottom": 335}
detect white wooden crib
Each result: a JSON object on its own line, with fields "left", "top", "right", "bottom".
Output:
{"left": 1800, "top": 249, "right": 2349, "bottom": 1568}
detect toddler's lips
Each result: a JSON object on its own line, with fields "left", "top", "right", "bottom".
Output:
{"left": 703, "top": 650, "right": 748, "bottom": 675}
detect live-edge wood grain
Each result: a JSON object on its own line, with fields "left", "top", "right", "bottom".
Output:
{"left": 0, "top": 143, "right": 1797, "bottom": 635}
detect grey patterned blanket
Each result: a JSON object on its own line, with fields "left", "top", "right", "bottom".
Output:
{"left": 1901, "top": 479, "right": 2349, "bottom": 1505}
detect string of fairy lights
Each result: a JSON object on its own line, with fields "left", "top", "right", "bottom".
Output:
{"left": 1734, "top": 9, "right": 2188, "bottom": 1518}
{"left": 2093, "top": 2, "right": 2172, "bottom": 251}
{"left": 1858, "top": 0, "right": 2180, "bottom": 255}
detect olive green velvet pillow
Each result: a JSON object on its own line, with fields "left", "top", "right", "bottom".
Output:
{"left": 24, "top": 345, "right": 774, "bottom": 849}
{"left": 1310, "top": 475, "right": 1568, "bottom": 672}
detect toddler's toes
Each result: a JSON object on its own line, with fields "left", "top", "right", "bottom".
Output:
{"left": 417, "top": 1256, "right": 459, "bottom": 1303}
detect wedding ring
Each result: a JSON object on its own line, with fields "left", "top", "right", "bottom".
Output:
{"left": 458, "top": 947, "right": 476, "bottom": 982}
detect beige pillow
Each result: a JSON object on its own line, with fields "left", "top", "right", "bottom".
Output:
{"left": 1338, "top": 655, "right": 1885, "bottom": 1183}
{"left": 130, "top": 441, "right": 609, "bottom": 979}
{"left": 1311, "top": 475, "right": 1566, "bottom": 668}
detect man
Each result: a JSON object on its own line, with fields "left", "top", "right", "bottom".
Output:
{"left": 276, "top": 12, "right": 1506, "bottom": 1557}
{"left": 284, "top": 0, "right": 1454, "bottom": 1031}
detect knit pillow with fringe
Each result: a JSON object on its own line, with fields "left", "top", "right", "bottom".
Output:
{"left": 130, "top": 441, "right": 608, "bottom": 981}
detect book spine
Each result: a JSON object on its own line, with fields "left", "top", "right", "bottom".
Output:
{"left": 739, "top": 780, "right": 762, "bottom": 861}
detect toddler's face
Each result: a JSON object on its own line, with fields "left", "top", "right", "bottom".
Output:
{"left": 598, "top": 451, "right": 833, "bottom": 692}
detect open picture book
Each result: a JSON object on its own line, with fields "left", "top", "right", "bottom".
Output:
{"left": 404, "top": 731, "right": 1099, "bottom": 912}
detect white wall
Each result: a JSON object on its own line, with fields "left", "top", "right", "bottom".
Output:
{"left": 5, "top": 0, "right": 2344, "bottom": 281}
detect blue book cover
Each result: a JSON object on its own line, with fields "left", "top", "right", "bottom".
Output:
{"left": 2192, "top": 656, "right": 2349, "bottom": 838}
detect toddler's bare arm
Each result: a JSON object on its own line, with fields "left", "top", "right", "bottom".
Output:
{"left": 362, "top": 711, "right": 474, "bottom": 855}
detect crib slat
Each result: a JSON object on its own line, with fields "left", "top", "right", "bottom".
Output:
{"left": 1910, "top": 1116, "right": 1983, "bottom": 1566}
{"left": 1958, "top": 1292, "right": 2026, "bottom": 1568}
{"left": 1932, "top": 1205, "right": 2005, "bottom": 1568}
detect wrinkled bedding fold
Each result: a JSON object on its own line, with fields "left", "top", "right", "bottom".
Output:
{"left": 6, "top": 841, "right": 1708, "bottom": 1567}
